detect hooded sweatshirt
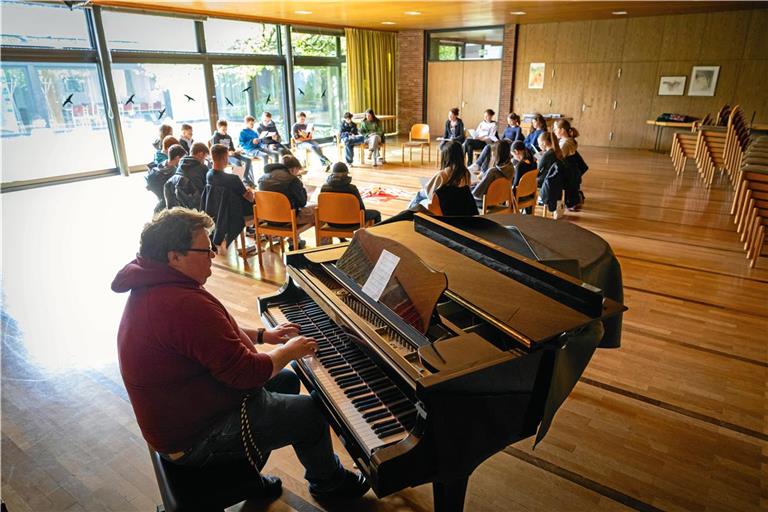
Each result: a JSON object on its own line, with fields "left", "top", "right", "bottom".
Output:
{"left": 111, "top": 257, "right": 273, "bottom": 453}
{"left": 320, "top": 172, "right": 365, "bottom": 210}
{"left": 257, "top": 163, "right": 307, "bottom": 211}
{"left": 177, "top": 155, "right": 208, "bottom": 193}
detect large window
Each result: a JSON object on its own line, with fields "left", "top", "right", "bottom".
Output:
{"left": 102, "top": 11, "right": 198, "bottom": 52}
{"left": 292, "top": 31, "right": 339, "bottom": 57}
{"left": 1, "top": 63, "right": 114, "bottom": 182}
{"left": 213, "top": 65, "right": 286, "bottom": 142}
{"left": 428, "top": 28, "right": 503, "bottom": 61}
{"left": 205, "top": 19, "right": 279, "bottom": 54}
{"left": 1, "top": 1, "right": 91, "bottom": 50}
{"left": 294, "top": 66, "right": 343, "bottom": 139}
{"left": 112, "top": 64, "right": 209, "bottom": 165}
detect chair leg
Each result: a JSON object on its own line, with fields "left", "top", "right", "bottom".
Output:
{"left": 750, "top": 226, "right": 765, "bottom": 268}
{"left": 239, "top": 230, "right": 247, "bottom": 261}
{"left": 401, "top": 144, "right": 405, "bottom": 164}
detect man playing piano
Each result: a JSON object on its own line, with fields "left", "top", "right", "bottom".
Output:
{"left": 112, "top": 207, "right": 370, "bottom": 502}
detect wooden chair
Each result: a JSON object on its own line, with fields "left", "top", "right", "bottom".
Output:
{"left": 252, "top": 191, "right": 312, "bottom": 265}
{"left": 401, "top": 124, "right": 431, "bottom": 165}
{"left": 695, "top": 126, "right": 727, "bottom": 186}
{"left": 314, "top": 192, "right": 373, "bottom": 246}
{"left": 512, "top": 171, "right": 538, "bottom": 214}
{"left": 670, "top": 130, "right": 698, "bottom": 175}
{"left": 740, "top": 170, "right": 768, "bottom": 267}
{"left": 289, "top": 139, "right": 312, "bottom": 167}
{"left": 427, "top": 194, "right": 443, "bottom": 215}
{"left": 481, "top": 177, "right": 513, "bottom": 214}
{"left": 360, "top": 139, "right": 387, "bottom": 166}
{"left": 335, "top": 133, "right": 365, "bottom": 165}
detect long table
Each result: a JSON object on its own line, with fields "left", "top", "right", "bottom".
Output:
{"left": 645, "top": 120, "right": 695, "bottom": 152}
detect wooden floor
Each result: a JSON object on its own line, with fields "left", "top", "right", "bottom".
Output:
{"left": 1, "top": 142, "right": 766, "bottom": 512}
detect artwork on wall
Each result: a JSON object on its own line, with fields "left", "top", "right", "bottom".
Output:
{"left": 688, "top": 66, "right": 720, "bottom": 97}
{"left": 658, "top": 76, "right": 686, "bottom": 96}
{"left": 528, "top": 62, "right": 545, "bottom": 89}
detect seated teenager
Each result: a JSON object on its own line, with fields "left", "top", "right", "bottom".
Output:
{"left": 292, "top": 112, "right": 332, "bottom": 172}
{"left": 211, "top": 119, "right": 255, "bottom": 186}
{"left": 320, "top": 162, "right": 381, "bottom": 229}
{"left": 258, "top": 155, "right": 316, "bottom": 249}
{"left": 439, "top": 107, "right": 465, "bottom": 151}
{"left": 206, "top": 143, "right": 255, "bottom": 217}
{"left": 339, "top": 112, "right": 365, "bottom": 165}
{"left": 257, "top": 112, "right": 288, "bottom": 153}
{"left": 464, "top": 109, "right": 498, "bottom": 168}
{"left": 147, "top": 144, "right": 186, "bottom": 213}
{"left": 510, "top": 140, "right": 537, "bottom": 187}
{"left": 536, "top": 132, "right": 566, "bottom": 218}
{"left": 152, "top": 124, "right": 173, "bottom": 162}
{"left": 112, "top": 208, "right": 370, "bottom": 503}
{"left": 179, "top": 124, "right": 194, "bottom": 154}
{"left": 524, "top": 113, "right": 548, "bottom": 155}
{"left": 155, "top": 135, "right": 179, "bottom": 166}
{"left": 472, "top": 140, "right": 514, "bottom": 201}
{"left": 473, "top": 113, "right": 524, "bottom": 173}
{"left": 165, "top": 142, "right": 209, "bottom": 210}
{"left": 553, "top": 119, "right": 585, "bottom": 211}
{"left": 240, "top": 115, "right": 276, "bottom": 163}
{"left": 359, "top": 109, "right": 386, "bottom": 166}
{"left": 409, "top": 141, "right": 473, "bottom": 210}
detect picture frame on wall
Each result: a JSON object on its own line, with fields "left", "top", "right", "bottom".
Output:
{"left": 688, "top": 66, "right": 720, "bottom": 96}
{"left": 658, "top": 76, "right": 686, "bottom": 96}
{"left": 528, "top": 62, "right": 545, "bottom": 89}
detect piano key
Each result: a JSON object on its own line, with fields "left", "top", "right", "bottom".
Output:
{"left": 376, "top": 425, "right": 405, "bottom": 439}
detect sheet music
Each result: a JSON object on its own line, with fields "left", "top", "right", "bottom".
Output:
{"left": 361, "top": 249, "right": 400, "bottom": 301}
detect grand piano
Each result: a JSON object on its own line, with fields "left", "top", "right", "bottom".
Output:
{"left": 259, "top": 214, "right": 625, "bottom": 511}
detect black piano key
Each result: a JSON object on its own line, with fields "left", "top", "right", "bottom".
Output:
{"left": 357, "top": 400, "right": 383, "bottom": 412}
{"left": 337, "top": 377, "right": 363, "bottom": 389}
{"left": 371, "top": 418, "right": 399, "bottom": 432}
{"left": 346, "top": 386, "right": 372, "bottom": 398}
{"left": 376, "top": 425, "right": 405, "bottom": 439}
{"left": 362, "top": 408, "right": 391, "bottom": 421}
{"left": 352, "top": 394, "right": 380, "bottom": 407}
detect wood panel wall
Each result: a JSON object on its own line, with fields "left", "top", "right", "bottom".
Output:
{"left": 511, "top": 8, "right": 768, "bottom": 149}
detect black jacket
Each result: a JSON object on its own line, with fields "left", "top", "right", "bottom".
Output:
{"left": 536, "top": 149, "right": 559, "bottom": 188}
{"left": 177, "top": 156, "right": 207, "bottom": 192}
{"left": 257, "top": 163, "right": 307, "bottom": 211}
{"left": 442, "top": 119, "right": 465, "bottom": 144}
{"left": 320, "top": 173, "right": 365, "bottom": 210}
{"left": 338, "top": 120, "right": 359, "bottom": 141}
{"left": 200, "top": 184, "right": 246, "bottom": 247}
{"left": 164, "top": 170, "right": 202, "bottom": 210}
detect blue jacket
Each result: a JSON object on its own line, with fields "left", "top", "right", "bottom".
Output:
{"left": 339, "top": 120, "right": 359, "bottom": 141}
{"left": 524, "top": 129, "right": 545, "bottom": 153}
{"left": 239, "top": 128, "right": 259, "bottom": 151}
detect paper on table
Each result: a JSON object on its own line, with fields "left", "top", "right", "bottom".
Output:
{"left": 361, "top": 249, "right": 401, "bottom": 302}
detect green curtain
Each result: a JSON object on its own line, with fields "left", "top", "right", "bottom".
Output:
{"left": 345, "top": 28, "right": 397, "bottom": 133}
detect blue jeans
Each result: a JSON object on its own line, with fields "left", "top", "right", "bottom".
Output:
{"left": 475, "top": 144, "right": 493, "bottom": 172}
{"left": 169, "top": 369, "right": 343, "bottom": 484}
{"left": 343, "top": 135, "right": 365, "bottom": 163}
{"left": 409, "top": 189, "right": 428, "bottom": 209}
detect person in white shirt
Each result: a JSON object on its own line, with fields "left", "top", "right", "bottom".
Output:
{"left": 464, "top": 109, "right": 498, "bottom": 168}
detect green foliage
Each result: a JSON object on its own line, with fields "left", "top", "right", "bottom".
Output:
{"left": 293, "top": 33, "right": 338, "bottom": 57}
{"left": 438, "top": 45, "right": 458, "bottom": 61}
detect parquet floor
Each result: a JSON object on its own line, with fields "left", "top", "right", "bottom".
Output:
{"left": 1, "top": 141, "right": 766, "bottom": 511}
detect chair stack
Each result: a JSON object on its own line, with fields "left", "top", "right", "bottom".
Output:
{"left": 694, "top": 122, "right": 728, "bottom": 186}
{"left": 669, "top": 126, "right": 699, "bottom": 175}
{"left": 732, "top": 136, "right": 768, "bottom": 267}
{"left": 723, "top": 105, "right": 750, "bottom": 184}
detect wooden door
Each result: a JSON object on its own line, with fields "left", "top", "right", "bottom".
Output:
{"left": 427, "top": 61, "right": 464, "bottom": 137}
{"left": 611, "top": 62, "right": 657, "bottom": 149}
{"left": 460, "top": 60, "right": 501, "bottom": 130}
{"left": 578, "top": 63, "right": 619, "bottom": 147}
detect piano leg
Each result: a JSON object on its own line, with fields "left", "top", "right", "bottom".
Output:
{"left": 432, "top": 476, "right": 469, "bottom": 512}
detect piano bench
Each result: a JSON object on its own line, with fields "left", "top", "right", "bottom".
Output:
{"left": 149, "top": 447, "right": 267, "bottom": 512}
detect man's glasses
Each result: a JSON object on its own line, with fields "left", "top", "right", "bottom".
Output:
{"left": 187, "top": 247, "right": 215, "bottom": 256}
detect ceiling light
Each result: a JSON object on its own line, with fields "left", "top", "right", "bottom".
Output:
{"left": 612, "top": 11, "right": 627, "bottom": 15}
{"left": 381, "top": 21, "right": 396, "bottom": 25}
{"left": 510, "top": 11, "right": 527, "bottom": 15}
{"left": 404, "top": 11, "right": 421, "bottom": 15}
{"left": 295, "top": 10, "right": 312, "bottom": 14}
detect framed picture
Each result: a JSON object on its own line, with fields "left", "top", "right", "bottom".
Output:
{"left": 688, "top": 66, "right": 720, "bottom": 96}
{"left": 528, "top": 62, "right": 545, "bottom": 89}
{"left": 658, "top": 75, "right": 686, "bottom": 96}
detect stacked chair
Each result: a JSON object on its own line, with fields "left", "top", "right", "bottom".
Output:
{"left": 732, "top": 136, "right": 768, "bottom": 267}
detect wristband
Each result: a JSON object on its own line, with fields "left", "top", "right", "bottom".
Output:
{"left": 256, "top": 328, "right": 265, "bottom": 345}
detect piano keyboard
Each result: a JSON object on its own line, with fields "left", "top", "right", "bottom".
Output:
{"left": 268, "top": 297, "right": 419, "bottom": 454}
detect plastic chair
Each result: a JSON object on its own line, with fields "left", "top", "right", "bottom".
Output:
{"left": 401, "top": 124, "right": 431, "bottom": 165}
{"left": 513, "top": 171, "right": 538, "bottom": 214}
{"left": 314, "top": 192, "right": 372, "bottom": 246}
{"left": 481, "top": 177, "right": 513, "bottom": 214}
{"left": 253, "top": 191, "right": 312, "bottom": 265}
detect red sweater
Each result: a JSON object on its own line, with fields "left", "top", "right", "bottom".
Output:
{"left": 111, "top": 257, "right": 273, "bottom": 453}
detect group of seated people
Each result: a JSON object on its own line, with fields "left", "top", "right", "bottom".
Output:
{"left": 427, "top": 108, "right": 587, "bottom": 218}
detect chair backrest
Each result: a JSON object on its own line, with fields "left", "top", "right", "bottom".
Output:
{"left": 514, "top": 171, "right": 538, "bottom": 211}
{"left": 410, "top": 124, "right": 430, "bottom": 142}
{"left": 482, "top": 177, "right": 512, "bottom": 214}
{"left": 427, "top": 194, "right": 443, "bottom": 215}
{"left": 254, "top": 191, "right": 294, "bottom": 224}
{"left": 317, "top": 192, "right": 363, "bottom": 225}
